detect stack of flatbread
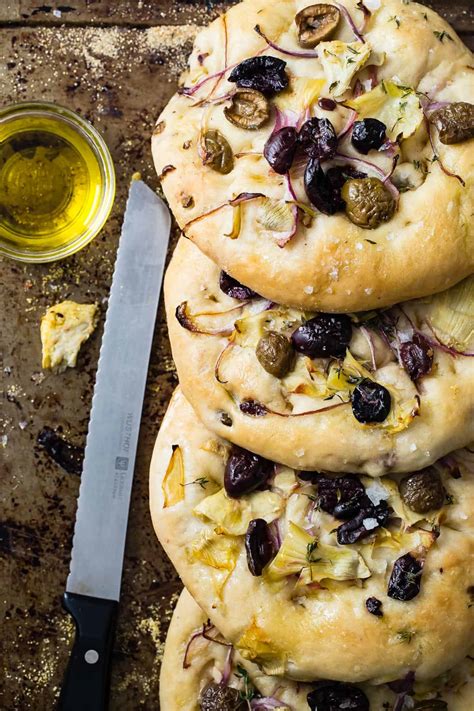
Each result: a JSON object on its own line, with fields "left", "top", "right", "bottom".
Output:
{"left": 150, "top": 1, "right": 474, "bottom": 708}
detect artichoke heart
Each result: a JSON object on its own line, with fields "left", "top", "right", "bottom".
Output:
{"left": 319, "top": 40, "right": 372, "bottom": 97}
{"left": 346, "top": 80, "right": 423, "bottom": 140}
{"left": 236, "top": 619, "right": 287, "bottom": 675}
{"left": 193, "top": 487, "right": 283, "bottom": 536}
{"left": 162, "top": 445, "right": 185, "bottom": 508}
{"left": 284, "top": 355, "right": 329, "bottom": 399}
{"left": 186, "top": 530, "right": 239, "bottom": 595}
{"left": 257, "top": 198, "right": 295, "bottom": 233}
{"left": 233, "top": 308, "right": 303, "bottom": 349}
{"left": 327, "top": 350, "right": 372, "bottom": 393}
{"left": 425, "top": 276, "right": 474, "bottom": 353}
{"left": 276, "top": 77, "right": 325, "bottom": 112}
{"left": 265, "top": 522, "right": 371, "bottom": 584}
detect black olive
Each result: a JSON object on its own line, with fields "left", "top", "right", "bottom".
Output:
{"left": 256, "top": 331, "right": 295, "bottom": 377}
{"left": 263, "top": 126, "right": 298, "bottom": 174}
{"left": 430, "top": 102, "right": 474, "bottom": 144}
{"left": 219, "top": 271, "right": 259, "bottom": 300}
{"left": 318, "top": 97, "right": 337, "bottom": 111}
{"left": 365, "top": 597, "right": 383, "bottom": 617}
{"left": 337, "top": 500, "right": 390, "bottom": 545}
{"left": 298, "top": 117, "right": 338, "bottom": 161}
{"left": 307, "top": 681, "right": 369, "bottom": 711}
{"left": 199, "top": 682, "right": 246, "bottom": 711}
{"left": 399, "top": 333, "right": 433, "bottom": 381}
{"left": 37, "top": 427, "right": 84, "bottom": 475}
{"left": 351, "top": 119, "right": 387, "bottom": 154}
{"left": 224, "top": 445, "right": 273, "bottom": 498}
{"left": 387, "top": 553, "right": 423, "bottom": 601}
{"left": 239, "top": 400, "right": 268, "bottom": 417}
{"left": 245, "top": 518, "right": 275, "bottom": 576}
{"left": 318, "top": 474, "right": 366, "bottom": 518}
{"left": 399, "top": 469, "right": 446, "bottom": 513}
{"left": 352, "top": 379, "right": 391, "bottom": 424}
{"left": 304, "top": 157, "right": 341, "bottom": 215}
{"left": 228, "top": 55, "right": 288, "bottom": 96}
{"left": 291, "top": 313, "right": 352, "bottom": 358}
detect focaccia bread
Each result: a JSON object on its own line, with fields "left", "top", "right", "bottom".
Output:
{"left": 152, "top": 0, "right": 474, "bottom": 313}
{"left": 161, "top": 587, "right": 474, "bottom": 710}
{"left": 165, "top": 238, "right": 474, "bottom": 476}
{"left": 150, "top": 388, "right": 474, "bottom": 684}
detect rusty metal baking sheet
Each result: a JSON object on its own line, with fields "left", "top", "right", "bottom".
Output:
{"left": 0, "top": 1, "right": 473, "bottom": 709}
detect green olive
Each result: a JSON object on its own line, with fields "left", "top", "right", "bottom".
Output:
{"left": 256, "top": 331, "right": 294, "bottom": 378}
{"left": 201, "top": 129, "right": 234, "bottom": 174}
{"left": 224, "top": 89, "right": 270, "bottom": 130}
{"left": 295, "top": 4, "right": 340, "bottom": 48}
{"left": 199, "top": 682, "right": 246, "bottom": 711}
{"left": 399, "top": 469, "right": 446, "bottom": 514}
{"left": 430, "top": 102, "right": 474, "bottom": 145}
{"left": 341, "top": 177, "right": 396, "bottom": 229}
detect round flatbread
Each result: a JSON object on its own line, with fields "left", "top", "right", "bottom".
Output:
{"left": 165, "top": 238, "right": 474, "bottom": 476}
{"left": 150, "top": 388, "right": 474, "bottom": 684}
{"left": 152, "top": 0, "right": 474, "bottom": 313}
{"left": 161, "top": 587, "right": 474, "bottom": 710}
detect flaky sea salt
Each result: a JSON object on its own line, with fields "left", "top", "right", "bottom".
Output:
{"left": 304, "top": 285, "right": 314, "bottom": 294}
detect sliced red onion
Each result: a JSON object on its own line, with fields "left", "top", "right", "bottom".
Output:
{"left": 360, "top": 325, "right": 377, "bottom": 370}
{"left": 263, "top": 398, "right": 350, "bottom": 418}
{"left": 426, "top": 117, "right": 465, "bottom": 187}
{"left": 193, "top": 90, "right": 236, "bottom": 108}
{"left": 357, "top": 0, "right": 372, "bottom": 21}
{"left": 274, "top": 107, "right": 299, "bottom": 132}
{"left": 333, "top": 2, "right": 365, "bottom": 42}
{"left": 251, "top": 698, "right": 292, "bottom": 709}
{"left": 183, "top": 621, "right": 218, "bottom": 668}
{"left": 184, "top": 192, "right": 266, "bottom": 231}
{"left": 423, "top": 322, "right": 474, "bottom": 357}
{"left": 254, "top": 24, "right": 319, "bottom": 58}
{"left": 367, "top": 65, "right": 379, "bottom": 89}
{"left": 337, "top": 109, "right": 357, "bottom": 139}
{"left": 221, "top": 646, "right": 234, "bottom": 685}
{"left": 353, "top": 79, "right": 364, "bottom": 98}
{"left": 276, "top": 203, "right": 298, "bottom": 247}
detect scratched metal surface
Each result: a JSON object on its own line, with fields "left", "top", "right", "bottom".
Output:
{"left": 0, "top": 2, "right": 472, "bottom": 709}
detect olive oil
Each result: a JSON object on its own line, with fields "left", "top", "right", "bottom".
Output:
{"left": 0, "top": 103, "right": 115, "bottom": 262}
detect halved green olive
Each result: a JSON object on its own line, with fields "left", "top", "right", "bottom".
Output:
{"left": 200, "top": 129, "right": 234, "bottom": 174}
{"left": 224, "top": 89, "right": 270, "bottom": 130}
{"left": 341, "top": 177, "right": 396, "bottom": 229}
{"left": 295, "top": 4, "right": 340, "bottom": 48}
{"left": 256, "top": 331, "right": 294, "bottom": 377}
{"left": 399, "top": 469, "right": 446, "bottom": 514}
{"left": 430, "top": 102, "right": 474, "bottom": 145}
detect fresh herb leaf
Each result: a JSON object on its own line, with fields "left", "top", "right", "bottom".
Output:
{"left": 182, "top": 477, "right": 209, "bottom": 489}
{"left": 433, "top": 30, "right": 453, "bottom": 43}
{"left": 365, "top": 239, "right": 377, "bottom": 245}
{"left": 329, "top": 81, "right": 339, "bottom": 92}
{"left": 306, "top": 540, "right": 320, "bottom": 563}
{"left": 389, "top": 15, "right": 401, "bottom": 28}
{"left": 236, "top": 664, "right": 257, "bottom": 701}
{"left": 397, "top": 629, "right": 415, "bottom": 644}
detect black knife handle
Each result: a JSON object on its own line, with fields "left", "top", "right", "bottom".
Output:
{"left": 58, "top": 592, "right": 118, "bottom": 711}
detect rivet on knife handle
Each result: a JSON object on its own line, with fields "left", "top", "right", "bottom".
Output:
{"left": 58, "top": 593, "right": 118, "bottom": 711}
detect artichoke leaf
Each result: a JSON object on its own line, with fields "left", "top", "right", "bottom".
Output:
{"left": 346, "top": 80, "right": 423, "bottom": 140}
{"left": 236, "top": 619, "right": 287, "bottom": 676}
{"left": 425, "top": 276, "right": 474, "bottom": 353}
{"left": 186, "top": 530, "right": 239, "bottom": 595}
{"left": 265, "top": 521, "right": 371, "bottom": 584}
{"left": 319, "top": 40, "right": 372, "bottom": 97}
{"left": 162, "top": 445, "right": 185, "bottom": 508}
{"left": 257, "top": 198, "right": 295, "bottom": 233}
{"left": 276, "top": 77, "right": 325, "bottom": 112}
{"left": 193, "top": 487, "right": 283, "bottom": 536}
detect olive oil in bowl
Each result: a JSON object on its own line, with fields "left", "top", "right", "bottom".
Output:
{"left": 0, "top": 102, "right": 115, "bottom": 263}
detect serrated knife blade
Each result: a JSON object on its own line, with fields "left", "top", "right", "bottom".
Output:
{"left": 58, "top": 179, "right": 170, "bottom": 711}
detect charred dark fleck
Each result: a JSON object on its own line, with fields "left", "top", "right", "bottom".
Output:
{"left": 228, "top": 55, "right": 288, "bottom": 96}
{"left": 399, "top": 333, "right": 433, "bottom": 381}
{"left": 299, "top": 117, "right": 338, "bottom": 161}
{"left": 37, "top": 427, "right": 84, "bottom": 475}
{"left": 219, "top": 271, "right": 259, "bottom": 300}
{"left": 220, "top": 412, "right": 233, "bottom": 427}
{"left": 388, "top": 553, "right": 423, "bottom": 601}
{"left": 351, "top": 118, "right": 387, "bottom": 154}
{"left": 263, "top": 126, "right": 298, "bottom": 174}
{"left": 291, "top": 313, "right": 352, "bottom": 358}
{"left": 307, "top": 681, "right": 369, "bottom": 711}
{"left": 245, "top": 518, "right": 275, "bottom": 576}
{"left": 224, "top": 445, "right": 273, "bottom": 498}
{"left": 366, "top": 596, "right": 383, "bottom": 617}
{"left": 352, "top": 379, "right": 391, "bottom": 423}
